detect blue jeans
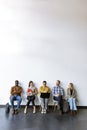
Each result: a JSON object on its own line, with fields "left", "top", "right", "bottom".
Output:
{"left": 10, "top": 95, "right": 22, "bottom": 109}
{"left": 53, "top": 96, "right": 63, "bottom": 111}
{"left": 40, "top": 98, "right": 49, "bottom": 110}
{"left": 68, "top": 98, "right": 77, "bottom": 110}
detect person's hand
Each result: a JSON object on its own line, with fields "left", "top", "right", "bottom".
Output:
{"left": 55, "top": 94, "right": 58, "bottom": 97}
{"left": 28, "top": 92, "right": 33, "bottom": 96}
{"left": 55, "top": 94, "right": 61, "bottom": 97}
{"left": 43, "top": 90, "right": 47, "bottom": 93}
{"left": 12, "top": 90, "right": 17, "bottom": 94}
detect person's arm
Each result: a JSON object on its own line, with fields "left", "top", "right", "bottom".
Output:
{"left": 38, "top": 87, "right": 42, "bottom": 95}
{"left": 72, "top": 89, "right": 77, "bottom": 98}
{"left": 48, "top": 87, "right": 51, "bottom": 93}
{"left": 61, "top": 88, "right": 64, "bottom": 96}
{"left": 52, "top": 87, "right": 55, "bottom": 96}
{"left": 67, "top": 88, "right": 71, "bottom": 98}
{"left": 10, "top": 87, "right": 16, "bottom": 95}
{"left": 16, "top": 86, "right": 22, "bottom": 95}
{"left": 32, "top": 87, "right": 38, "bottom": 95}
{"left": 27, "top": 88, "right": 32, "bottom": 96}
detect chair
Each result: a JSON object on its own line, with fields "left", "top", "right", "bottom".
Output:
{"left": 53, "top": 100, "right": 60, "bottom": 111}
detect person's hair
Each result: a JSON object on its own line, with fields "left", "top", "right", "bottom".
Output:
{"left": 28, "top": 81, "right": 33, "bottom": 87}
{"left": 15, "top": 80, "right": 19, "bottom": 86}
{"left": 15, "top": 80, "right": 19, "bottom": 84}
{"left": 69, "top": 83, "right": 74, "bottom": 89}
{"left": 15, "top": 80, "right": 19, "bottom": 83}
{"left": 57, "top": 80, "right": 60, "bottom": 84}
{"left": 43, "top": 81, "right": 47, "bottom": 84}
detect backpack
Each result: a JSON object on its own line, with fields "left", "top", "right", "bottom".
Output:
{"left": 5, "top": 103, "right": 10, "bottom": 114}
{"left": 63, "top": 99, "right": 69, "bottom": 113}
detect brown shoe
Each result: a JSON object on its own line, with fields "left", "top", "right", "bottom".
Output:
{"left": 73, "top": 110, "right": 77, "bottom": 115}
{"left": 15, "top": 109, "right": 19, "bottom": 114}
{"left": 75, "top": 110, "right": 77, "bottom": 114}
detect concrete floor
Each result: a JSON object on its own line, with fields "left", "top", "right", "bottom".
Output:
{"left": 0, "top": 108, "right": 87, "bottom": 130}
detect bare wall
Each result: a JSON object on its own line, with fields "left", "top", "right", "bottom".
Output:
{"left": 0, "top": 0, "right": 87, "bottom": 105}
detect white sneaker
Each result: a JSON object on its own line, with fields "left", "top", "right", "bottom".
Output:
{"left": 44, "top": 109, "right": 47, "bottom": 114}
{"left": 24, "top": 106, "right": 28, "bottom": 114}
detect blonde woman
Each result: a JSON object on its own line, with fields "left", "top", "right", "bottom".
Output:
{"left": 67, "top": 83, "right": 77, "bottom": 115}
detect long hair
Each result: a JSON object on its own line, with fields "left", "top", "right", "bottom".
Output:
{"left": 28, "top": 81, "right": 33, "bottom": 87}
{"left": 69, "top": 83, "right": 74, "bottom": 89}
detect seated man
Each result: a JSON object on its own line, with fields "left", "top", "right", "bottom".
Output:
{"left": 52, "top": 80, "right": 64, "bottom": 114}
{"left": 39, "top": 81, "right": 50, "bottom": 114}
{"left": 10, "top": 80, "right": 22, "bottom": 114}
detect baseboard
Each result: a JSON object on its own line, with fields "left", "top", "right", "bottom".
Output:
{"left": 0, "top": 105, "right": 87, "bottom": 109}
{"left": 77, "top": 106, "right": 87, "bottom": 109}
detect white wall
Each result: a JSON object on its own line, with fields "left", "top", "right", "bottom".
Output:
{"left": 0, "top": 0, "right": 87, "bottom": 106}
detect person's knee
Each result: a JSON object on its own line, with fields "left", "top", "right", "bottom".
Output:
{"left": 69, "top": 98, "right": 73, "bottom": 101}
{"left": 19, "top": 98, "right": 22, "bottom": 103}
{"left": 18, "top": 97, "right": 22, "bottom": 103}
{"left": 73, "top": 98, "right": 76, "bottom": 101}
{"left": 10, "top": 96, "right": 15, "bottom": 102}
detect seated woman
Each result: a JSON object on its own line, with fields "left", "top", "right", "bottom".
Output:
{"left": 39, "top": 81, "right": 50, "bottom": 114}
{"left": 24, "top": 81, "right": 38, "bottom": 114}
{"left": 67, "top": 83, "right": 77, "bottom": 115}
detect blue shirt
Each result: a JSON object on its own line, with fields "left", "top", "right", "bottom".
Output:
{"left": 52, "top": 86, "right": 64, "bottom": 96}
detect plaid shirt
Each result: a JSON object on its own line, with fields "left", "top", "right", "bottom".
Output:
{"left": 52, "top": 86, "right": 64, "bottom": 96}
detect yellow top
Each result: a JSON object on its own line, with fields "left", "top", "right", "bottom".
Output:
{"left": 39, "top": 86, "right": 50, "bottom": 94}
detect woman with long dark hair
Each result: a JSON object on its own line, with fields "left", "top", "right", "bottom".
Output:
{"left": 24, "top": 81, "right": 38, "bottom": 114}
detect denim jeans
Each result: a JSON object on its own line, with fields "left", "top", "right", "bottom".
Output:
{"left": 10, "top": 95, "right": 22, "bottom": 109}
{"left": 40, "top": 98, "right": 49, "bottom": 110}
{"left": 68, "top": 98, "right": 77, "bottom": 110}
{"left": 53, "top": 96, "right": 63, "bottom": 111}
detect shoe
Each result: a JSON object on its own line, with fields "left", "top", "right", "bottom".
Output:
{"left": 15, "top": 109, "right": 19, "bottom": 114}
{"left": 73, "top": 110, "right": 77, "bottom": 115}
{"left": 41, "top": 109, "right": 44, "bottom": 114}
{"left": 24, "top": 106, "right": 28, "bottom": 114}
{"left": 12, "top": 109, "right": 15, "bottom": 115}
{"left": 33, "top": 106, "right": 36, "bottom": 114}
{"left": 75, "top": 110, "right": 77, "bottom": 114}
{"left": 44, "top": 109, "right": 47, "bottom": 114}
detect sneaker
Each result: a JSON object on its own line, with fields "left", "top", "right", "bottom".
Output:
{"left": 24, "top": 106, "right": 28, "bottom": 114}
{"left": 44, "top": 109, "right": 47, "bottom": 114}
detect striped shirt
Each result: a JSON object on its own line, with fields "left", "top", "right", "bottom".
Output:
{"left": 52, "top": 86, "right": 64, "bottom": 96}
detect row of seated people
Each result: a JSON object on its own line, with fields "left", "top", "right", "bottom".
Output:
{"left": 10, "top": 80, "right": 77, "bottom": 115}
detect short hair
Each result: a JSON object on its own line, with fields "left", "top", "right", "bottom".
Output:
{"left": 43, "top": 81, "right": 47, "bottom": 84}
{"left": 57, "top": 80, "right": 60, "bottom": 84}
{"left": 15, "top": 80, "right": 19, "bottom": 83}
